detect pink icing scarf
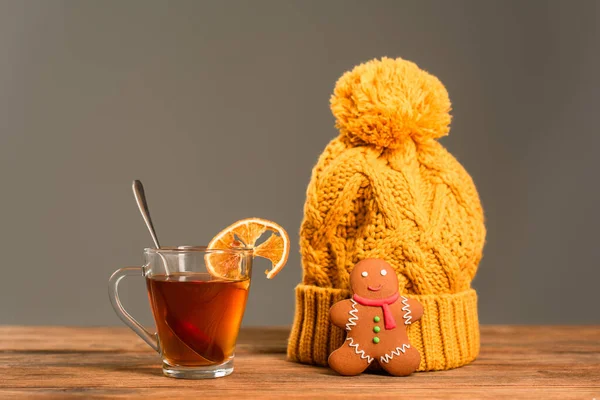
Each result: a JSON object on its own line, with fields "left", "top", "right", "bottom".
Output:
{"left": 352, "top": 292, "right": 399, "bottom": 330}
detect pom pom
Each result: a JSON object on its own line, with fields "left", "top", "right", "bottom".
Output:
{"left": 330, "top": 57, "right": 452, "bottom": 149}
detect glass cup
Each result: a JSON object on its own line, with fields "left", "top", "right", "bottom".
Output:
{"left": 108, "top": 246, "right": 253, "bottom": 379}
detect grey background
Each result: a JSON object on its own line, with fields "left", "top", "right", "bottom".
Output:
{"left": 1, "top": 0, "right": 598, "bottom": 328}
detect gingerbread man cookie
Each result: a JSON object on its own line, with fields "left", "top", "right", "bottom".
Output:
{"left": 329, "top": 259, "right": 424, "bottom": 376}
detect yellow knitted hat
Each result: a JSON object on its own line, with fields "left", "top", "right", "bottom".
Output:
{"left": 287, "top": 57, "right": 486, "bottom": 371}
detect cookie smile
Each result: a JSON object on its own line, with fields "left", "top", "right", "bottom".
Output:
{"left": 367, "top": 284, "right": 382, "bottom": 292}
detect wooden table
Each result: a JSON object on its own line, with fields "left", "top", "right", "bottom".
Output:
{"left": 0, "top": 326, "right": 598, "bottom": 398}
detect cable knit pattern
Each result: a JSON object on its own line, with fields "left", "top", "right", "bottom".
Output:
{"left": 287, "top": 57, "right": 486, "bottom": 371}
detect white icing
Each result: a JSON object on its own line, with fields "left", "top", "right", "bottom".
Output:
{"left": 401, "top": 296, "right": 412, "bottom": 325}
{"left": 380, "top": 344, "right": 411, "bottom": 364}
{"left": 345, "top": 299, "right": 359, "bottom": 331}
{"left": 346, "top": 337, "right": 374, "bottom": 364}
{"left": 361, "top": 271, "right": 368, "bottom": 277}
{"left": 380, "top": 269, "right": 387, "bottom": 276}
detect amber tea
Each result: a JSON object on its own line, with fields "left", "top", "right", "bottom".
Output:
{"left": 147, "top": 272, "right": 249, "bottom": 367}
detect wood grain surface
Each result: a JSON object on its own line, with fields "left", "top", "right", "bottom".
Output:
{"left": 0, "top": 326, "right": 598, "bottom": 399}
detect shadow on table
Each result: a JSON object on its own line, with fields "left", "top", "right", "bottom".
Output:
{"left": 315, "top": 363, "right": 413, "bottom": 377}
{"left": 81, "top": 362, "right": 163, "bottom": 377}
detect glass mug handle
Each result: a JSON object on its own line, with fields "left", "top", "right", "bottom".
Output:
{"left": 108, "top": 267, "right": 159, "bottom": 352}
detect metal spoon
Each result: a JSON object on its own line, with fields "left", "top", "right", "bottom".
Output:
{"left": 132, "top": 180, "right": 161, "bottom": 249}
{"left": 131, "top": 180, "right": 222, "bottom": 362}
{"left": 132, "top": 180, "right": 170, "bottom": 274}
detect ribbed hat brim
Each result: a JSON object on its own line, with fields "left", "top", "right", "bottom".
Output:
{"left": 287, "top": 284, "right": 480, "bottom": 371}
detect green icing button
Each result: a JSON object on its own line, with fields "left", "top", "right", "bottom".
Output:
{"left": 373, "top": 316, "right": 380, "bottom": 323}
{"left": 373, "top": 326, "right": 381, "bottom": 333}
{"left": 373, "top": 337, "right": 380, "bottom": 344}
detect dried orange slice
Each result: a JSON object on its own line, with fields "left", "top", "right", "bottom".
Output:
{"left": 207, "top": 218, "right": 290, "bottom": 279}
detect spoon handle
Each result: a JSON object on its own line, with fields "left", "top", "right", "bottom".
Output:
{"left": 132, "top": 180, "right": 161, "bottom": 249}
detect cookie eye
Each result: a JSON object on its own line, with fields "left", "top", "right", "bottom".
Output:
{"left": 361, "top": 271, "right": 368, "bottom": 277}
{"left": 380, "top": 269, "right": 387, "bottom": 276}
